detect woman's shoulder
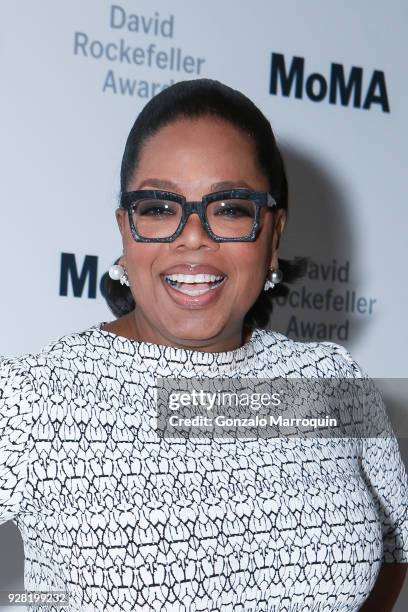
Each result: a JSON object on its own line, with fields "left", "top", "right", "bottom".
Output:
{"left": 255, "top": 327, "right": 365, "bottom": 378}
{"left": 0, "top": 354, "right": 34, "bottom": 397}
{"left": 0, "top": 322, "right": 102, "bottom": 377}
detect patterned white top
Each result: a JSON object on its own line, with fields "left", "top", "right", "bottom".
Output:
{"left": 0, "top": 321, "right": 407, "bottom": 612}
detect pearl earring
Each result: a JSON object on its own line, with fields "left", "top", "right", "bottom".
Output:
{"left": 263, "top": 268, "right": 283, "bottom": 291}
{"left": 108, "top": 264, "right": 130, "bottom": 287}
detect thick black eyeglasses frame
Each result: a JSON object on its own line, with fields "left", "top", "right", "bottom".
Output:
{"left": 120, "top": 188, "right": 277, "bottom": 242}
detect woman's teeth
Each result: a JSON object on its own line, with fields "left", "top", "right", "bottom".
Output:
{"left": 165, "top": 273, "right": 223, "bottom": 283}
{"left": 164, "top": 273, "right": 226, "bottom": 295}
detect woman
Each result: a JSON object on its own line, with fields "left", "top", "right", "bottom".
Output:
{"left": 0, "top": 78, "right": 407, "bottom": 611}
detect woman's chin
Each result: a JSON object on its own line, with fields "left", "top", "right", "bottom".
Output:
{"left": 159, "top": 319, "right": 227, "bottom": 347}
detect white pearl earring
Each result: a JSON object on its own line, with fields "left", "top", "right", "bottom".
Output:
{"left": 263, "top": 268, "right": 283, "bottom": 291}
{"left": 108, "top": 264, "right": 130, "bottom": 287}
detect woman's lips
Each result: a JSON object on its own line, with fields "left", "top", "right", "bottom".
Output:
{"left": 160, "top": 273, "right": 227, "bottom": 308}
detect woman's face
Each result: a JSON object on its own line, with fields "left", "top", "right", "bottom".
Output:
{"left": 116, "top": 116, "right": 286, "bottom": 350}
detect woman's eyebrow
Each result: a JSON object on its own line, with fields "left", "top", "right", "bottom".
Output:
{"left": 137, "top": 178, "right": 179, "bottom": 190}
{"left": 136, "top": 178, "right": 254, "bottom": 191}
{"left": 210, "top": 180, "right": 253, "bottom": 190}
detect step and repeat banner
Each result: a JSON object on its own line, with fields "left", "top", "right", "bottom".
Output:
{"left": 1, "top": 3, "right": 408, "bottom": 609}
{"left": 1, "top": 0, "right": 406, "bottom": 379}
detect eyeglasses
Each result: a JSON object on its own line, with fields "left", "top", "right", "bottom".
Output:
{"left": 120, "top": 188, "right": 277, "bottom": 242}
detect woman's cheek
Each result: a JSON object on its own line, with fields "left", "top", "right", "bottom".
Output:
{"left": 232, "top": 273, "right": 262, "bottom": 309}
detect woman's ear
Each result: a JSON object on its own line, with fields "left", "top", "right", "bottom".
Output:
{"left": 115, "top": 208, "right": 126, "bottom": 238}
{"left": 275, "top": 209, "right": 287, "bottom": 245}
{"left": 269, "top": 209, "right": 287, "bottom": 268}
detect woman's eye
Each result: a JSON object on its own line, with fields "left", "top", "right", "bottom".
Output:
{"left": 213, "top": 200, "right": 254, "bottom": 217}
{"left": 137, "top": 201, "right": 177, "bottom": 216}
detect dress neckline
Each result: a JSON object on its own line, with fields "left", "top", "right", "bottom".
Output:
{"left": 84, "top": 320, "right": 271, "bottom": 368}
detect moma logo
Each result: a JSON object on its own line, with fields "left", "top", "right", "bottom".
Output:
{"left": 270, "top": 52, "right": 390, "bottom": 113}
{"left": 59, "top": 253, "right": 104, "bottom": 298}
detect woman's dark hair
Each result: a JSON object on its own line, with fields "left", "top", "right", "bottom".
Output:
{"left": 102, "top": 78, "right": 307, "bottom": 329}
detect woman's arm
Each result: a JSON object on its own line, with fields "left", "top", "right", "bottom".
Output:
{"left": 359, "top": 563, "right": 407, "bottom": 611}
{"left": 0, "top": 357, "right": 34, "bottom": 525}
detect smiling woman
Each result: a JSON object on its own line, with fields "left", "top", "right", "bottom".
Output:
{"left": 107, "top": 111, "right": 286, "bottom": 351}
{"left": 104, "top": 78, "right": 306, "bottom": 343}
{"left": 0, "top": 78, "right": 407, "bottom": 611}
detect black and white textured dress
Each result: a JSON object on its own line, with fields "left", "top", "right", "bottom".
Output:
{"left": 0, "top": 321, "right": 407, "bottom": 612}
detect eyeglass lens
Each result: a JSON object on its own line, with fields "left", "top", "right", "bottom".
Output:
{"left": 132, "top": 196, "right": 257, "bottom": 239}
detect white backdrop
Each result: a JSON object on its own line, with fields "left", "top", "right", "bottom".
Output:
{"left": 1, "top": 0, "right": 407, "bottom": 377}
{"left": 1, "top": 2, "right": 408, "bottom": 609}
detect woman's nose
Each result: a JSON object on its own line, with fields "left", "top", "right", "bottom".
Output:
{"left": 171, "top": 211, "right": 216, "bottom": 249}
